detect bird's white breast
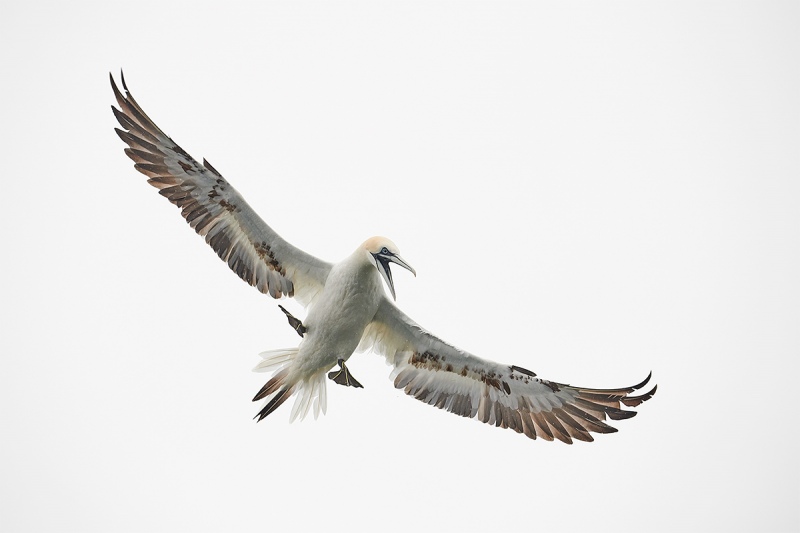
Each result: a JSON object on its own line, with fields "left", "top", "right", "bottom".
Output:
{"left": 296, "top": 251, "right": 384, "bottom": 374}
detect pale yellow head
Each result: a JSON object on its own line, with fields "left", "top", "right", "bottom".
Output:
{"left": 361, "top": 236, "right": 415, "bottom": 300}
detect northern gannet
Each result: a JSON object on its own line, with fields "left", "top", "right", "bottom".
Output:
{"left": 111, "top": 73, "right": 656, "bottom": 443}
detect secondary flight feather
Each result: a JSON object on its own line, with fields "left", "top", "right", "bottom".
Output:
{"left": 111, "top": 72, "right": 656, "bottom": 443}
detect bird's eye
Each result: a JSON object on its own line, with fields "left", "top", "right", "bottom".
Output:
{"left": 381, "top": 247, "right": 390, "bottom": 255}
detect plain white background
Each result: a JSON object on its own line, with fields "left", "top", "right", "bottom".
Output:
{"left": 1, "top": 1, "right": 797, "bottom": 531}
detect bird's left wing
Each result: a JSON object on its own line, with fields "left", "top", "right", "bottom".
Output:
{"left": 110, "top": 73, "right": 331, "bottom": 305}
{"left": 360, "top": 298, "right": 656, "bottom": 443}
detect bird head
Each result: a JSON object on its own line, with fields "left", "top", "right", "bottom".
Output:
{"left": 363, "top": 236, "right": 416, "bottom": 300}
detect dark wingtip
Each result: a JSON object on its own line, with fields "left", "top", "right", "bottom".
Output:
{"left": 120, "top": 69, "right": 128, "bottom": 92}
{"left": 607, "top": 409, "right": 638, "bottom": 421}
{"left": 622, "top": 384, "right": 658, "bottom": 407}
{"left": 632, "top": 371, "right": 652, "bottom": 390}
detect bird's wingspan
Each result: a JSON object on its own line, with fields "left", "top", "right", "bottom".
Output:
{"left": 110, "top": 73, "right": 331, "bottom": 305}
{"left": 360, "top": 298, "right": 657, "bottom": 443}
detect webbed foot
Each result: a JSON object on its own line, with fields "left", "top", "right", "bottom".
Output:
{"left": 327, "top": 359, "right": 364, "bottom": 388}
{"left": 278, "top": 305, "right": 307, "bottom": 337}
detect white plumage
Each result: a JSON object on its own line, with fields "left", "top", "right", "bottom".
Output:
{"left": 111, "top": 72, "right": 656, "bottom": 443}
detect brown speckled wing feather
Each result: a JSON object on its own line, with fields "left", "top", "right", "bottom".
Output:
{"left": 110, "top": 73, "right": 330, "bottom": 305}
{"left": 360, "top": 298, "right": 656, "bottom": 443}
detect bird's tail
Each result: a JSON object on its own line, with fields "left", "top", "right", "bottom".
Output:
{"left": 251, "top": 348, "right": 328, "bottom": 422}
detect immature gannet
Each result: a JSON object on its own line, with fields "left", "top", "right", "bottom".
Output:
{"left": 111, "top": 73, "right": 656, "bottom": 443}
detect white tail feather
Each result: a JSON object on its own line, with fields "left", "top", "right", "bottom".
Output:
{"left": 289, "top": 371, "right": 327, "bottom": 423}
{"left": 319, "top": 378, "right": 327, "bottom": 416}
{"left": 313, "top": 378, "right": 327, "bottom": 419}
{"left": 253, "top": 348, "right": 298, "bottom": 373}
{"left": 253, "top": 347, "right": 328, "bottom": 422}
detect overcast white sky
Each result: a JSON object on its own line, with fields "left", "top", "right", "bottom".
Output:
{"left": 1, "top": 1, "right": 798, "bottom": 531}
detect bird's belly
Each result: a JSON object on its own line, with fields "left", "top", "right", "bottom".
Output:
{"left": 298, "top": 273, "right": 382, "bottom": 372}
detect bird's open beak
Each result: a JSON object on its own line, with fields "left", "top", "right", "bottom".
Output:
{"left": 376, "top": 254, "right": 416, "bottom": 300}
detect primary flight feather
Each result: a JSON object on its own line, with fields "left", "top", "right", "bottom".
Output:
{"left": 111, "top": 72, "right": 656, "bottom": 443}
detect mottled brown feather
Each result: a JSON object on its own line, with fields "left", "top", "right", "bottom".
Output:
{"left": 391, "top": 347, "right": 655, "bottom": 442}
{"left": 111, "top": 72, "right": 330, "bottom": 304}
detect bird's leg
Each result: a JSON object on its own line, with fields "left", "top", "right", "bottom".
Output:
{"left": 278, "top": 305, "right": 307, "bottom": 337}
{"left": 327, "top": 359, "right": 364, "bottom": 388}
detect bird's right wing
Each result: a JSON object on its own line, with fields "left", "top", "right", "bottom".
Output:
{"left": 360, "top": 298, "right": 656, "bottom": 443}
{"left": 111, "top": 73, "right": 331, "bottom": 306}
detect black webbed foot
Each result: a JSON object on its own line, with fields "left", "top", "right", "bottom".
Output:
{"left": 327, "top": 358, "right": 364, "bottom": 388}
{"left": 278, "top": 305, "right": 307, "bottom": 337}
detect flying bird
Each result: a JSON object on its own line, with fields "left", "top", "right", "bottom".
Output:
{"left": 110, "top": 72, "right": 656, "bottom": 443}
